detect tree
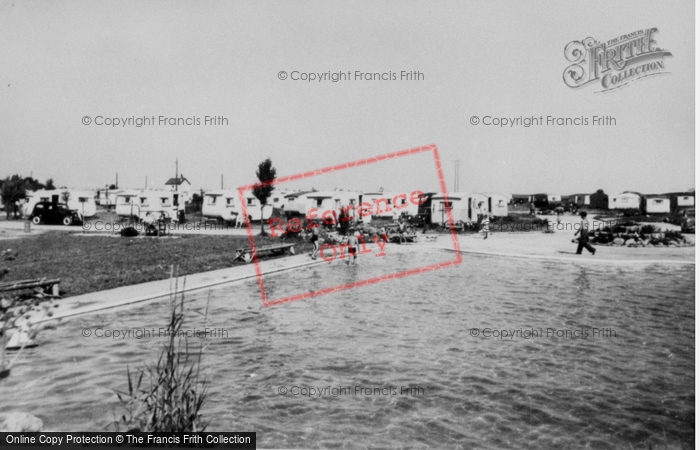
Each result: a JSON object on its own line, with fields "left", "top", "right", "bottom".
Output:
{"left": 22, "top": 177, "right": 44, "bottom": 191}
{"left": 0, "top": 175, "right": 27, "bottom": 219}
{"left": 252, "top": 158, "right": 277, "bottom": 234}
{"left": 45, "top": 178, "right": 55, "bottom": 190}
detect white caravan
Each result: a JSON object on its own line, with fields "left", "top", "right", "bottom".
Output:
{"left": 202, "top": 190, "right": 240, "bottom": 223}
{"left": 22, "top": 189, "right": 97, "bottom": 218}
{"left": 430, "top": 192, "right": 489, "bottom": 224}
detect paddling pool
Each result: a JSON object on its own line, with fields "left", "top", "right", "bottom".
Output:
{"left": 0, "top": 248, "right": 694, "bottom": 449}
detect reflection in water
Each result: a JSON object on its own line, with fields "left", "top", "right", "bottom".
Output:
{"left": 0, "top": 250, "right": 694, "bottom": 449}
{"left": 573, "top": 266, "right": 591, "bottom": 293}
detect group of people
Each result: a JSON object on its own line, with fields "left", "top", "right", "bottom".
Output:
{"left": 308, "top": 225, "right": 360, "bottom": 265}
{"left": 306, "top": 215, "right": 404, "bottom": 265}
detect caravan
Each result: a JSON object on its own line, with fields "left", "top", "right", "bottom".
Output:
{"left": 241, "top": 190, "right": 293, "bottom": 222}
{"left": 116, "top": 190, "right": 188, "bottom": 220}
{"left": 430, "top": 192, "right": 488, "bottom": 225}
{"left": 202, "top": 190, "right": 240, "bottom": 223}
{"left": 610, "top": 192, "right": 642, "bottom": 210}
{"left": 95, "top": 189, "right": 123, "bottom": 208}
{"left": 481, "top": 193, "right": 508, "bottom": 217}
{"left": 645, "top": 196, "right": 670, "bottom": 214}
{"left": 361, "top": 192, "right": 421, "bottom": 218}
{"left": 22, "top": 189, "right": 97, "bottom": 218}
{"left": 283, "top": 191, "right": 315, "bottom": 216}
{"left": 284, "top": 191, "right": 362, "bottom": 220}
{"left": 305, "top": 191, "right": 362, "bottom": 221}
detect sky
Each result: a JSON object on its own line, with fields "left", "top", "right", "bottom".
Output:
{"left": 0, "top": 0, "right": 694, "bottom": 196}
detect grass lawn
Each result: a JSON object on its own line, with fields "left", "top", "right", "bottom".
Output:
{"left": 0, "top": 232, "right": 312, "bottom": 297}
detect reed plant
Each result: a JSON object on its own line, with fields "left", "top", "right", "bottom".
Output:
{"left": 114, "top": 275, "right": 208, "bottom": 432}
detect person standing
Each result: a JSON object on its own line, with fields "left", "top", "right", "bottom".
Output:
{"left": 481, "top": 214, "right": 490, "bottom": 239}
{"left": 573, "top": 211, "right": 596, "bottom": 255}
{"left": 346, "top": 232, "right": 359, "bottom": 265}
{"left": 397, "top": 217, "right": 408, "bottom": 244}
{"left": 310, "top": 225, "right": 322, "bottom": 260}
{"left": 477, "top": 202, "right": 489, "bottom": 239}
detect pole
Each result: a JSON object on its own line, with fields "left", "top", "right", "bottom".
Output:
{"left": 221, "top": 174, "right": 223, "bottom": 189}
{"left": 454, "top": 160, "right": 460, "bottom": 192}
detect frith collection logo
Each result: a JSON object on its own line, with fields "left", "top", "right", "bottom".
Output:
{"left": 563, "top": 28, "right": 672, "bottom": 93}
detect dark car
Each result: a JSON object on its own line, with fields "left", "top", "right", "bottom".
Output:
{"left": 29, "top": 202, "right": 82, "bottom": 226}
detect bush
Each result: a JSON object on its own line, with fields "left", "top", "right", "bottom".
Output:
{"left": 640, "top": 224, "right": 657, "bottom": 235}
{"left": 665, "top": 230, "right": 683, "bottom": 241}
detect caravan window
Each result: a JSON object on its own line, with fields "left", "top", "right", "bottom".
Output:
{"left": 315, "top": 199, "right": 323, "bottom": 207}
{"left": 247, "top": 198, "right": 255, "bottom": 205}
{"left": 441, "top": 202, "right": 452, "bottom": 211}
{"left": 207, "top": 196, "right": 217, "bottom": 205}
{"left": 140, "top": 197, "right": 148, "bottom": 206}
{"left": 161, "top": 198, "right": 170, "bottom": 207}
{"left": 226, "top": 198, "right": 235, "bottom": 207}
{"left": 120, "top": 196, "right": 131, "bottom": 204}
{"left": 653, "top": 200, "right": 663, "bottom": 204}
{"left": 79, "top": 197, "right": 89, "bottom": 202}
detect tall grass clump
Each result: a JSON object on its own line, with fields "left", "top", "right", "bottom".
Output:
{"left": 114, "top": 278, "right": 208, "bottom": 432}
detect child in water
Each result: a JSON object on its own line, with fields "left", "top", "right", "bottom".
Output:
{"left": 345, "top": 231, "right": 359, "bottom": 266}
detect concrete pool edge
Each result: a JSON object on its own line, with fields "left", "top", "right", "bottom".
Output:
{"left": 28, "top": 256, "right": 326, "bottom": 325}
{"left": 22, "top": 241, "right": 694, "bottom": 327}
{"left": 435, "top": 246, "right": 695, "bottom": 265}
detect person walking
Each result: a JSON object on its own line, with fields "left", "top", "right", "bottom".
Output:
{"left": 573, "top": 211, "right": 596, "bottom": 255}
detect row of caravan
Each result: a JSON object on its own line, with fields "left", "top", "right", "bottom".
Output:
{"left": 21, "top": 189, "right": 193, "bottom": 221}
{"left": 202, "top": 190, "right": 509, "bottom": 224}
{"left": 515, "top": 191, "right": 695, "bottom": 213}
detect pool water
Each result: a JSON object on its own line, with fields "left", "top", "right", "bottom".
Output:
{"left": 0, "top": 249, "right": 694, "bottom": 449}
